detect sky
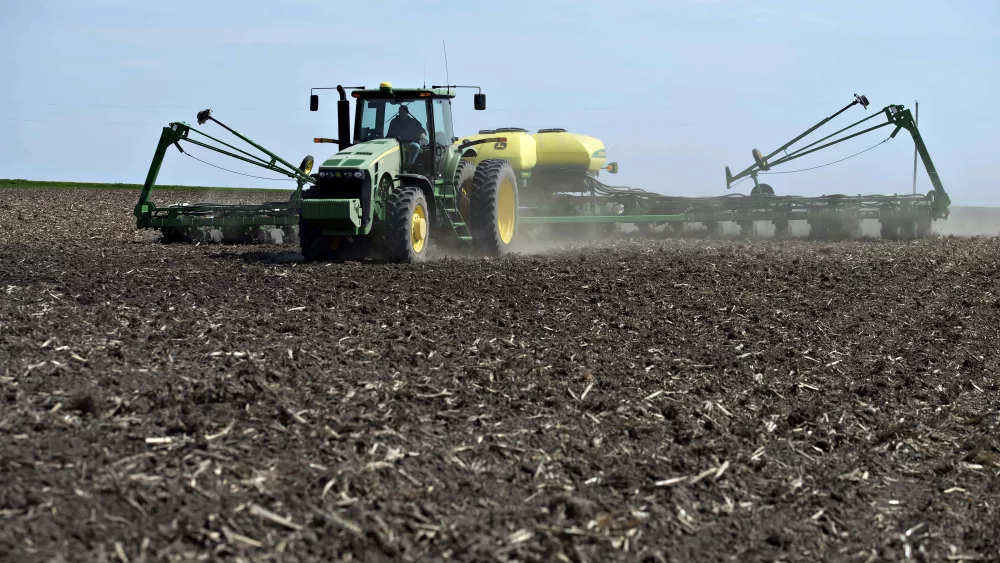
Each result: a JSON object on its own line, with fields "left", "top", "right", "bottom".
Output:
{"left": 2, "top": 0, "right": 998, "bottom": 205}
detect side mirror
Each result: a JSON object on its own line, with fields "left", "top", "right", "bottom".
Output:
{"left": 474, "top": 93, "right": 486, "bottom": 111}
{"left": 604, "top": 162, "right": 619, "bottom": 174}
{"left": 310, "top": 94, "right": 319, "bottom": 112}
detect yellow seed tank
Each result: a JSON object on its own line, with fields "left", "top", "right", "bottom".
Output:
{"left": 456, "top": 128, "right": 607, "bottom": 177}
{"left": 456, "top": 128, "right": 537, "bottom": 173}
{"left": 531, "top": 129, "right": 607, "bottom": 175}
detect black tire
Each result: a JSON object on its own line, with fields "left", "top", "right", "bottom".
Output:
{"left": 221, "top": 225, "right": 251, "bottom": 244}
{"left": 299, "top": 220, "right": 359, "bottom": 262}
{"left": 844, "top": 218, "right": 862, "bottom": 239}
{"left": 160, "top": 228, "right": 190, "bottom": 244}
{"left": 299, "top": 155, "right": 314, "bottom": 175}
{"left": 383, "top": 185, "right": 430, "bottom": 263}
{"left": 916, "top": 217, "right": 932, "bottom": 238}
{"left": 880, "top": 219, "right": 898, "bottom": 240}
{"left": 898, "top": 217, "right": 917, "bottom": 240}
{"left": 289, "top": 155, "right": 314, "bottom": 205}
{"left": 773, "top": 220, "right": 790, "bottom": 238}
{"left": 469, "top": 159, "right": 519, "bottom": 256}
{"left": 808, "top": 219, "right": 827, "bottom": 240}
{"left": 751, "top": 183, "right": 775, "bottom": 195}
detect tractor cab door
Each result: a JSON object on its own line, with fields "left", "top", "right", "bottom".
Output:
{"left": 430, "top": 97, "right": 455, "bottom": 180}
{"left": 384, "top": 99, "right": 433, "bottom": 176}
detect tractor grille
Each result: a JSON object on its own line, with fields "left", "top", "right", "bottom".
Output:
{"left": 312, "top": 176, "right": 365, "bottom": 200}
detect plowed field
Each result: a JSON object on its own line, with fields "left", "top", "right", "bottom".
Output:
{"left": 2, "top": 188, "right": 999, "bottom": 562}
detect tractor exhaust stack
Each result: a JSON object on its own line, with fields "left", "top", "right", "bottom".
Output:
{"left": 336, "top": 85, "right": 351, "bottom": 152}
{"left": 310, "top": 85, "right": 358, "bottom": 152}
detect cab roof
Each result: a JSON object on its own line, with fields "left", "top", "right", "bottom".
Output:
{"left": 352, "top": 82, "right": 456, "bottom": 99}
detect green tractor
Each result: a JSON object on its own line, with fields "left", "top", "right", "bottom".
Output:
{"left": 302, "top": 82, "right": 518, "bottom": 263}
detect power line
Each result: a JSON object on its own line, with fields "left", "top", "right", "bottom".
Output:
{"left": 574, "top": 119, "right": 799, "bottom": 129}
{"left": 4, "top": 101, "right": 307, "bottom": 111}
{"left": 183, "top": 152, "right": 293, "bottom": 181}
{"left": 0, "top": 117, "right": 162, "bottom": 127}
{"left": 487, "top": 103, "right": 841, "bottom": 112}
{"left": 3, "top": 99, "right": 873, "bottom": 113}
{"left": 729, "top": 176, "right": 751, "bottom": 189}
{"left": 0, "top": 117, "right": 318, "bottom": 129}
{"left": 758, "top": 137, "right": 890, "bottom": 175}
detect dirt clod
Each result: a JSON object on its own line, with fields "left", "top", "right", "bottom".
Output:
{"left": 68, "top": 393, "right": 98, "bottom": 415}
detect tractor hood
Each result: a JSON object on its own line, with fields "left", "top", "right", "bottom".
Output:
{"left": 317, "top": 139, "right": 401, "bottom": 173}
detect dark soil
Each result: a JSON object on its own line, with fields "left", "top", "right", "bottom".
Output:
{"left": 2, "top": 188, "right": 999, "bottom": 562}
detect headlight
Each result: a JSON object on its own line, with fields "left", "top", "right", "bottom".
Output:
{"left": 318, "top": 170, "right": 364, "bottom": 180}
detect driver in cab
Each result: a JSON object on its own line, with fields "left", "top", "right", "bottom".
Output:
{"left": 387, "top": 105, "right": 428, "bottom": 167}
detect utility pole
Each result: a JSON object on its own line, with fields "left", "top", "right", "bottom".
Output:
{"left": 911, "top": 100, "right": 919, "bottom": 194}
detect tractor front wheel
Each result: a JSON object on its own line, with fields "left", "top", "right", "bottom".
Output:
{"left": 383, "top": 185, "right": 430, "bottom": 263}
{"left": 469, "top": 159, "right": 519, "bottom": 256}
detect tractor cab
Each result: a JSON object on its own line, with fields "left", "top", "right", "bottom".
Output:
{"left": 351, "top": 83, "right": 461, "bottom": 179}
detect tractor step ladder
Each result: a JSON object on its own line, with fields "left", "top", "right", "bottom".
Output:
{"left": 442, "top": 204, "right": 472, "bottom": 241}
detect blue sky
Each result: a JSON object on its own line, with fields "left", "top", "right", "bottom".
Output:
{"left": 2, "top": 0, "right": 998, "bottom": 205}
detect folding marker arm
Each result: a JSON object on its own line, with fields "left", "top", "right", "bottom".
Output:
{"left": 134, "top": 113, "right": 316, "bottom": 223}
{"left": 723, "top": 98, "right": 949, "bottom": 214}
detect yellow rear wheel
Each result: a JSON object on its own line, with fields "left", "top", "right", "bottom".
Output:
{"left": 469, "top": 159, "right": 519, "bottom": 256}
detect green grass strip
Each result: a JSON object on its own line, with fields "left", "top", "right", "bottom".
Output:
{"left": 0, "top": 178, "right": 293, "bottom": 194}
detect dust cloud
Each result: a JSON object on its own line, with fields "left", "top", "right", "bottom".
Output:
{"left": 932, "top": 206, "right": 1000, "bottom": 237}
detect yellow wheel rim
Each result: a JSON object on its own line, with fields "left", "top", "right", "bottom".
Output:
{"left": 411, "top": 203, "right": 427, "bottom": 253}
{"left": 497, "top": 177, "right": 516, "bottom": 244}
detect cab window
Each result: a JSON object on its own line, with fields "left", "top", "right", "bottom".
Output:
{"left": 432, "top": 98, "right": 454, "bottom": 146}
{"left": 355, "top": 98, "right": 430, "bottom": 142}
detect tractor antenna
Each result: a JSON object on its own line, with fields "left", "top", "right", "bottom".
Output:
{"left": 423, "top": 58, "right": 426, "bottom": 89}
{"left": 442, "top": 40, "right": 450, "bottom": 94}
